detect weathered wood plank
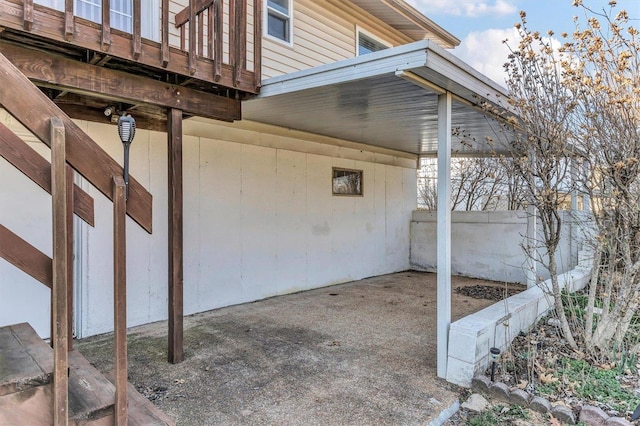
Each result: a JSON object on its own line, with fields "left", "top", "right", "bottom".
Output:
{"left": 0, "top": 49, "right": 153, "bottom": 233}
{"left": 0, "top": 323, "right": 53, "bottom": 397}
{"left": 0, "top": 0, "right": 259, "bottom": 93}
{"left": 188, "top": 0, "right": 196, "bottom": 74}
{"left": 50, "top": 117, "right": 69, "bottom": 426}
{"left": 174, "top": 0, "right": 212, "bottom": 27}
{"left": 132, "top": 0, "right": 141, "bottom": 59}
{"left": 0, "top": 122, "right": 95, "bottom": 226}
{"left": 65, "top": 165, "right": 74, "bottom": 351}
{"left": 0, "top": 225, "right": 52, "bottom": 288}
{"left": 112, "top": 175, "right": 128, "bottom": 425}
{"left": 161, "top": 0, "right": 169, "bottom": 67}
{"left": 233, "top": 0, "right": 246, "bottom": 87}
{"left": 22, "top": 0, "right": 32, "bottom": 30}
{"left": 64, "top": 0, "right": 73, "bottom": 41}
{"left": 253, "top": 0, "right": 262, "bottom": 88}
{"left": 213, "top": 0, "right": 222, "bottom": 81}
{"left": 229, "top": 0, "right": 237, "bottom": 86}
{"left": 101, "top": 0, "right": 111, "bottom": 50}
{"left": 167, "top": 109, "right": 183, "bottom": 364}
{"left": 0, "top": 43, "right": 241, "bottom": 123}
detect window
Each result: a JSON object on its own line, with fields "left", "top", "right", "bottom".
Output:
{"left": 357, "top": 31, "right": 389, "bottom": 56}
{"left": 38, "top": 0, "right": 160, "bottom": 41}
{"left": 333, "top": 168, "right": 363, "bottom": 196}
{"left": 266, "top": 0, "right": 291, "bottom": 43}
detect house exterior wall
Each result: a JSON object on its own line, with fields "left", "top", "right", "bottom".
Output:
{"left": 0, "top": 110, "right": 417, "bottom": 338}
{"left": 261, "top": 0, "right": 412, "bottom": 78}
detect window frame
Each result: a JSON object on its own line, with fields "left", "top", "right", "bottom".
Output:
{"left": 265, "top": 0, "right": 293, "bottom": 46}
{"left": 356, "top": 26, "right": 391, "bottom": 56}
{"left": 332, "top": 167, "right": 364, "bottom": 197}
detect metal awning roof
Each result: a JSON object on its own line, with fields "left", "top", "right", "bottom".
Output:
{"left": 244, "top": 40, "right": 513, "bottom": 157}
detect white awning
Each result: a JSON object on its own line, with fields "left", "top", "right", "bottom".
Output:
{"left": 244, "top": 39, "right": 512, "bottom": 157}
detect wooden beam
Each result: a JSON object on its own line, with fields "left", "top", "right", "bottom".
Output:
{"left": 0, "top": 122, "right": 95, "bottom": 226}
{"left": 167, "top": 108, "right": 183, "bottom": 364}
{"left": 51, "top": 117, "right": 69, "bottom": 426}
{"left": 0, "top": 50, "right": 153, "bottom": 233}
{"left": 0, "top": 224, "right": 52, "bottom": 288}
{"left": 0, "top": 43, "right": 241, "bottom": 123}
{"left": 175, "top": 0, "right": 212, "bottom": 27}
{"left": 112, "top": 175, "right": 128, "bottom": 425}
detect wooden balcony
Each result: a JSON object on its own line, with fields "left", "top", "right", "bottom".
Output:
{"left": 0, "top": 0, "right": 261, "bottom": 124}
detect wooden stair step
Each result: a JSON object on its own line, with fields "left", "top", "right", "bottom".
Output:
{"left": 67, "top": 349, "right": 115, "bottom": 420}
{"left": 0, "top": 323, "right": 53, "bottom": 396}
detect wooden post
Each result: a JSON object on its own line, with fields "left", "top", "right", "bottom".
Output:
{"left": 253, "top": 0, "right": 262, "bottom": 89}
{"left": 66, "top": 165, "right": 74, "bottom": 351}
{"left": 51, "top": 117, "right": 69, "bottom": 425}
{"left": 112, "top": 175, "right": 128, "bottom": 425}
{"left": 168, "top": 108, "right": 184, "bottom": 364}
{"left": 132, "top": 0, "right": 141, "bottom": 59}
{"left": 101, "top": 0, "right": 111, "bottom": 50}
{"left": 64, "top": 0, "right": 74, "bottom": 41}
{"left": 23, "top": 0, "right": 33, "bottom": 30}
{"left": 213, "top": 0, "right": 222, "bottom": 81}
{"left": 161, "top": 0, "right": 170, "bottom": 67}
{"left": 188, "top": 0, "right": 196, "bottom": 74}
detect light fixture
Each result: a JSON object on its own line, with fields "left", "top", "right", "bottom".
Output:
{"left": 489, "top": 347, "right": 501, "bottom": 382}
{"left": 117, "top": 114, "right": 136, "bottom": 200}
{"left": 104, "top": 106, "right": 113, "bottom": 117}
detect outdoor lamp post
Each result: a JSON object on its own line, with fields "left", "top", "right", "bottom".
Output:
{"left": 117, "top": 114, "right": 136, "bottom": 200}
{"left": 489, "top": 347, "right": 501, "bottom": 382}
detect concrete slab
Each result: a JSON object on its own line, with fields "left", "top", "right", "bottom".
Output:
{"left": 76, "top": 271, "right": 504, "bottom": 425}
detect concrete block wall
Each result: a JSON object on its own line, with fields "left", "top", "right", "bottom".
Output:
{"left": 410, "top": 210, "right": 577, "bottom": 283}
{"left": 446, "top": 265, "right": 592, "bottom": 387}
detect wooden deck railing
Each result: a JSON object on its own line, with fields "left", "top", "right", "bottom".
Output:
{"left": 1, "top": 0, "right": 262, "bottom": 94}
{"left": 0, "top": 50, "right": 153, "bottom": 424}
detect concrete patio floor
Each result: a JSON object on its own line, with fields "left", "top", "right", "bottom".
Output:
{"left": 76, "top": 271, "right": 520, "bottom": 425}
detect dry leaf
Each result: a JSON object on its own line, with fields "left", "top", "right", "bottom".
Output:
{"left": 516, "top": 379, "right": 529, "bottom": 389}
{"left": 540, "top": 373, "right": 559, "bottom": 384}
{"left": 548, "top": 414, "right": 562, "bottom": 426}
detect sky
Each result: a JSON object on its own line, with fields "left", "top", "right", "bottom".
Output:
{"left": 404, "top": 0, "right": 640, "bottom": 87}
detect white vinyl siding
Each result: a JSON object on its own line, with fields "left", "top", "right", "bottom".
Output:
{"left": 262, "top": 0, "right": 409, "bottom": 79}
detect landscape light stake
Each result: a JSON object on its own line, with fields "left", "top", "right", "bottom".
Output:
{"left": 117, "top": 114, "right": 136, "bottom": 200}
{"left": 490, "top": 347, "right": 501, "bottom": 382}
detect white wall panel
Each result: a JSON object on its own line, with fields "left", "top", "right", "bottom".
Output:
{"left": 305, "top": 154, "right": 335, "bottom": 287}
{"left": 275, "top": 150, "right": 308, "bottom": 293}
{"left": 198, "top": 138, "right": 243, "bottom": 310}
{"left": 2, "top": 115, "right": 417, "bottom": 338}
{"left": 240, "top": 144, "right": 278, "bottom": 299}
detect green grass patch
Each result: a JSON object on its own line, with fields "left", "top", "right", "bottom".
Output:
{"left": 466, "top": 404, "right": 529, "bottom": 425}
{"left": 536, "top": 358, "right": 639, "bottom": 413}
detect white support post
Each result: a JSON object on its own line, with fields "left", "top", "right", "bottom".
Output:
{"left": 570, "top": 159, "right": 579, "bottom": 268}
{"left": 436, "top": 92, "right": 452, "bottom": 379}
